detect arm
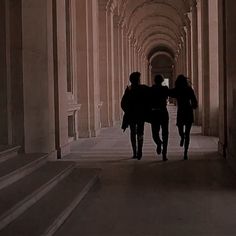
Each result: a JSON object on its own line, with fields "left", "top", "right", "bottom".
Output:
{"left": 121, "top": 86, "right": 130, "bottom": 112}
{"left": 168, "top": 88, "right": 176, "bottom": 98}
{"left": 190, "top": 88, "right": 198, "bottom": 109}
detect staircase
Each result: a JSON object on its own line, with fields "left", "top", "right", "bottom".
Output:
{"left": 0, "top": 146, "right": 99, "bottom": 236}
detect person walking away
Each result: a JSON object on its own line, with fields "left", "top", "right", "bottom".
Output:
{"left": 150, "top": 74, "right": 169, "bottom": 161}
{"left": 170, "top": 74, "right": 198, "bottom": 160}
{"left": 121, "top": 72, "right": 149, "bottom": 160}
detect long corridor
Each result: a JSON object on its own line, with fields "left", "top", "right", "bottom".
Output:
{"left": 66, "top": 105, "right": 218, "bottom": 162}
{"left": 55, "top": 105, "right": 236, "bottom": 236}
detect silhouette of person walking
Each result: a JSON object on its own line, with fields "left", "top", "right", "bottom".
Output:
{"left": 150, "top": 74, "right": 169, "bottom": 161}
{"left": 121, "top": 72, "right": 149, "bottom": 160}
{"left": 170, "top": 74, "right": 198, "bottom": 160}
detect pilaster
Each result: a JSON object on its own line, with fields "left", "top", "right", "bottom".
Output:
{"left": 106, "top": 3, "right": 115, "bottom": 126}
{"left": 191, "top": 1, "right": 200, "bottom": 124}
{"left": 0, "top": 0, "right": 8, "bottom": 144}
{"left": 200, "top": 0, "right": 210, "bottom": 135}
{"left": 98, "top": 1, "right": 110, "bottom": 127}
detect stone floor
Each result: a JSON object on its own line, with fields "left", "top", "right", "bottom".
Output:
{"left": 55, "top": 105, "right": 236, "bottom": 236}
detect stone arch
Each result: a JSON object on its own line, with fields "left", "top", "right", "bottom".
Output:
{"left": 140, "top": 32, "right": 179, "bottom": 52}
{"left": 125, "top": 1, "right": 187, "bottom": 33}
{"left": 137, "top": 24, "right": 180, "bottom": 45}
{"left": 143, "top": 39, "right": 178, "bottom": 56}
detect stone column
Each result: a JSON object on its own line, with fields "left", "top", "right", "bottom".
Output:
{"left": 53, "top": 0, "right": 71, "bottom": 157}
{"left": 6, "top": 1, "right": 25, "bottom": 149}
{"left": 21, "top": 0, "right": 60, "bottom": 157}
{"left": 144, "top": 60, "right": 149, "bottom": 85}
{"left": 139, "top": 51, "right": 142, "bottom": 73}
{"left": 113, "top": 14, "right": 121, "bottom": 122}
{"left": 200, "top": 0, "right": 210, "bottom": 135}
{"left": 191, "top": 1, "right": 200, "bottom": 124}
{"left": 0, "top": 0, "right": 8, "bottom": 144}
{"left": 120, "top": 25, "right": 131, "bottom": 118}
{"left": 175, "top": 54, "right": 180, "bottom": 76}
{"left": 75, "top": 0, "right": 91, "bottom": 136}
{"left": 186, "top": 21, "right": 192, "bottom": 79}
{"left": 75, "top": 0, "right": 100, "bottom": 136}
{"left": 183, "top": 31, "right": 187, "bottom": 75}
{"left": 123, "top": 26, "right": 129, "bottom": 87}
{"left": 224, "top": 0, "right": 236, "bottom": 162}
{"left": 131, "top": 38, "right": 134, "bottom": 71}
{"left": 197, "top": 0, "right": 203, "bottom": 125}
{"left": 148, "top": 64, "right": 152, "bottom": 84}
{"left": 128, "top": 36, "right": 132, "bottom": 73}
{"left": 120, "top": 23, "right": 125, "bottom": 91}
{"left": 218, "top": 0, "right": 227, "bottom": 156}
{"left": 106, "top": 2, "right": 115, "bottom": 126}
{"left": 208, "top": 0, "right": 219, "bottom": 136}
{"left": 179, "top": 46, "right": 184, "bottom": 74}
{"left": 87, "top": 0, "right": 100, "bottom": 136}
{"left": 98, "top": 2, "right": 109, "bottom": 127}
{"left": 134, "top": 44, "right": 137, "bottom": 71}
{"left": 118, "top": 21, "right": 124, "bottom": 118}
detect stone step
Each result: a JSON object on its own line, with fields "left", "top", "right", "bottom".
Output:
{"left": 0, "top": 145, "right": 21, "bottom": 163}
{"left": 0, "top": 168, "right": 100, "bottom": 236}
{"left": 0, "top": 161, "right": 75, "bottom": 231}
{"left": 0, "top": 153, "right": 47, "bottom": 191}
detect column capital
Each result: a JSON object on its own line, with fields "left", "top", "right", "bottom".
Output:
{"left": 127, "top": 31, "right": 133, "bottom": 42}
{"left": 132, "top": 37, "right": 137, "bottom": 47}
{"left": 190, "top": 0, "right": 197, "bottom": 10}
{"left": 185, "top": 15, "right": 191, "bottom": 30}
{"left": 118, "top": 17, "right": 125, "bottom": 28}
{"left": 106, "top": 0, "right": 116, "bottom": 14}
{"left": 98, "top": 0, "right": 107, "bottom": 11}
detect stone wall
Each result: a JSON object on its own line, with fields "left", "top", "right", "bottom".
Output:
{"left": 225, "top": 0, "right": 236, "bottom": 169}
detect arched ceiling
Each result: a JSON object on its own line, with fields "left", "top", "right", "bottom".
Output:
{"left": 112, "top": 0, "right": 195, "bottom": 62}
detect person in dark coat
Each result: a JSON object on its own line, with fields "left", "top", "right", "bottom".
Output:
{"left": 170, "top": 74, "right": 198, "bottom": 160}
{"left": 150, "top": 74, "right": 169, "bottom": 161}
{"left": 121, "top": 72, "right": 149, "bottom": 160}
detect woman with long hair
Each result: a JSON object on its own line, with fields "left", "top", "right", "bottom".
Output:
{"left": 171, "top": 74, "right": 198, "bottom": 160}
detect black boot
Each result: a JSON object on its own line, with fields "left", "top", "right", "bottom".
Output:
{"left": 183, "top": 149, "right": 188, "bottom": 160}
{"left": 131, "top": 135, "right": 137, "bottom": 159}
{"left": 156, "top": 140, "right": 162, "bottom": 155}
{"left": 162, "top": 153, "right": 168, "bottom": 161}
{"left": 137, "top": 135, "right": 143, "bottom": 160}
{"left": 184, "top": 135, "right": 190, "bottom": 160}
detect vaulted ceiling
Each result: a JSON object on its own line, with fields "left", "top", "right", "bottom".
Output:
{"left": 110, "top": 0, "right": 195, "bottom": 63}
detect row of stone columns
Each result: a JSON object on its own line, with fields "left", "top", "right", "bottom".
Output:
{"left": 174, "top": 0, "right": 220, "bottom": 138}
{"left": 172, "top": 0, "right": 220, "bottom": 142}
{"left": 0, "top": 0, "right": 69, "bottom": 158}
{"left": 0, "top": 0, "right": 60, "bottom": 159}
{"left": 1, "top": 0, "right": 227, "bottom": 160}
{"left": 98, "top": 1, "right": 149, "bottom": 128}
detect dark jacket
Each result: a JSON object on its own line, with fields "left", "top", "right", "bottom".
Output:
{"left": 150, "top": 85, "right": 169, "bottom": 111}
{"left": 121, "top": 84, "right": 150, "bottom": 128}
{"left": 170, "top": 86, "right": 198, "bottom": 125}
{"left": 150, "top": 84, "right": 169, "bottom": 123}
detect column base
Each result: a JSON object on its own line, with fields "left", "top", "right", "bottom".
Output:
{"left": 218, "top": 141, "right": 226, "bottom": 157}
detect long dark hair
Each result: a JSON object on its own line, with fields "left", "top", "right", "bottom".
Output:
{"left": 175, "top": 74, "right": 189, "bottom": 89}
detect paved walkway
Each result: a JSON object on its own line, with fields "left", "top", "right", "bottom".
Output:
{"left": 66, "top": 105, "right": 218, "bottom": 162}
{"left": 56, "top": 105, "right": 236, "bottom": 236}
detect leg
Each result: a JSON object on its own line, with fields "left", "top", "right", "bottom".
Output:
{"left": 161, "top": 113, "right": 169, "bottom": 161}
{"left": 151, "top": 119, "right": 162, "bottom": 155}
{"left": 183, "top": 124, "right": 192, "bottom": 160}
{"left": 137, "top": 121, "right": 145, "bottom": 160}
{"left": 130, "top": 123, "right": 137, "bottom": 158}
{"left": 178, "top": 125, "right": 184, "bottom": 147}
